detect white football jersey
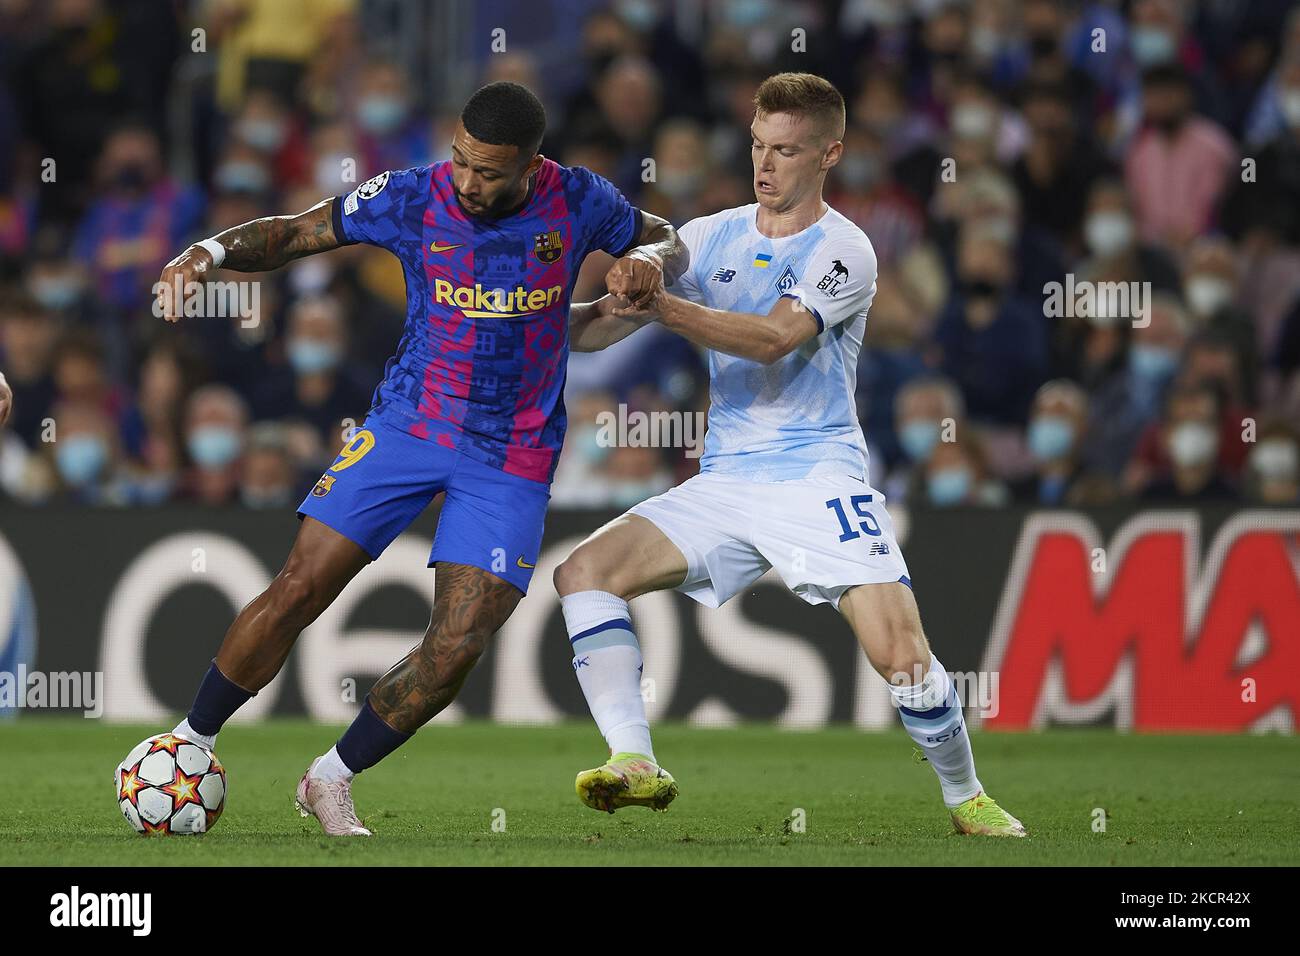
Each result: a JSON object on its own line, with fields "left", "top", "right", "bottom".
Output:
{"left": 670, "top": 203, "right": 877, "bottom": 482}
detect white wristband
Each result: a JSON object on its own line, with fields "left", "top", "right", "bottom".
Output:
{"left": 195, "top": 238, "right": 226, "bottom": 268}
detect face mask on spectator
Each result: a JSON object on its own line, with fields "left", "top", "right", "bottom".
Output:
{"left": 982, "top": 217, "right": 1017, "bottom": 245}
{"left": 656, "top": 168, "right": 704, "bottom": 201}
{"left": 188, "top": 425, "right": 242, "bottom": 469}
{"left": 835, "top": 155, "right": 881, "bottom": 191}
{"left": 612, "top": 479, "right": 663, "bottom": 508}
{"left": 238, "top": 118, "right": 288, "bottom": 152}
{"left": 241, "top": 486, "right": 292, "bottom": 509}
{"left": 1028, "top": 33, "right": 1058, "bottom": 59}
{"left": 288, "top": 259, "right": 335, "bottom": 296}
{"left": 575, "top": 424, "right": 611, "bottom": 466}
{"left": 1283, "top": 89, "right": 1300, "bottom": 129}
{"left": 111, "top": 162, "right": 151, "bottom": 194}
{"left": 216, "top": 161, "right": 271, "bottom": 195}
{"left": 584, "top": 47, "right": 618, "bottom": 75}
{"left": 857, "top": 0, "right": 906, "bottom": 27}
{"left": 899, "top": 419, "right": 941, "bottom": 462}
{"left": 1130, "top": 26, "right": 1176, "bottom": 66}
{"left": 56, "top": 435, "right": 108, "bottom": 486}
{"left": 1168, "top": 421, "right": 1218, "bottom": 468}
{"left": 358, "top": 96, "right": 408, "bottom": 135}
{"left": 969, "top": 27, "right": 1002, "bottom": 60}
{"left": 951, "top": 104, "right": 996, "bottom": 140}
{"left": 867, "top": 115, "right": 903, "bottom": 143}
{"left": 962, "top": 277, "right": 1003, "bottom": 302}
{"left": 1148, "top": 109, "right": 1187, "bottom": 135}
{"left": 30, "top": 275, "right": 82, "bottom": 311}
{"left": 1084, "top": 211, "right": 1134, "bottom": 257}
{"left": 1129, "top": 343, "right": 1179, "bottom": 383}
{"left": 288, "top": 339, "right": 342, "bottom": 375}
{"left": 724, "top": 0, "right": 774, "bottom": 28}
{"left": 928, "top": 465, "right": 972, "bottom": 506}
{"left": 316, "top": 154, "right": 352, "bottom": 192}
{"left": 1184, "top": 276, "right": 1234, "bottom": 319}
{"left": 1251, "top": 440, "right": 1298, "bottom": 482}
{"left": 133, "top": 473, "right": 177, "bottom": 505}
{"left": 1028, "top": 414, "right": 1075, "bottom": 461}
{"left": 615, "top": 0, "right": 657, "bottom": 30}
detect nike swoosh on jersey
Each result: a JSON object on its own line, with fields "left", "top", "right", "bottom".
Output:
{"left": 429, "top": 241, "right": 463, "bottom": 253}
{"left": 516, "top": 556, "right": 536, "bottom": 569}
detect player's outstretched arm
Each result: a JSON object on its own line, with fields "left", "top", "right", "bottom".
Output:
{"left": 619, "top": 290, "right": 820, "bottom": 365}
{"left": 155, "top": 198, "right": 342, "bottom": 322}
{"left": 569, "top": 294, "right": 658, "bottom": 352}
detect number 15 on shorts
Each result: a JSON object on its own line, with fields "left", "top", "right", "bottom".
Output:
{"left": 825, "top": 494, "right": 882, "bottom": 542}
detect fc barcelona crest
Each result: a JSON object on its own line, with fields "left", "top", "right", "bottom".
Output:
{"left": 533, "top": 229, "right": 564, "bottom": 264}
{"left": 311, "top": 475, "right": 335, "bottom": 497}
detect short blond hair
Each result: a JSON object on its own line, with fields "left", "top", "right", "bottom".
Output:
{"left": 753, "top": 73, "right": 846, "bottom": 140}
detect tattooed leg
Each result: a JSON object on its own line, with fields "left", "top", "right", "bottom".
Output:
{"left": 368, "top": 562, "right": 523, "bottom": 733}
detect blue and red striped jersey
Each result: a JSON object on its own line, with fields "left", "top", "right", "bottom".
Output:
{"left": 332, "top": 159, "right": 641, "bottom": 483}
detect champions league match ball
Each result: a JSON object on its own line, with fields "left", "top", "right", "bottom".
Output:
{"left": 115, "top": 734, "right": 227, "bottom": 835}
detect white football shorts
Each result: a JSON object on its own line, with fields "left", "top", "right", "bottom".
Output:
{"left": 628, "top": 471, "right": 911, "bottom": 609}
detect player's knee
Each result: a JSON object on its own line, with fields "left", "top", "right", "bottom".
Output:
{"left": 878, "top": 620, "right": 930, "bottom": 684}
{"left": 553, "top": 548, "right": 607, "bottom": 597}
{"left": 883, "top": 638, "right": 931, "bottom": 685}
{"left": 265, "top": 567, "right": 327, "bottom": 629}
{"left": 884, "top": 654, "right": 929, "bottom": 686}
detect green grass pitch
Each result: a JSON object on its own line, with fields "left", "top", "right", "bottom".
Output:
{"left": 1, "top": 719, "right": 1296, "bottom": 866}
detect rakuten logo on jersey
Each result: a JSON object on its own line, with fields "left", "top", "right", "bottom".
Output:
{"left": 432, "top": 280, "right": 562, "bottom": 318}
{"left": 982, "top": 512, "right": 1300, "bottom": 731}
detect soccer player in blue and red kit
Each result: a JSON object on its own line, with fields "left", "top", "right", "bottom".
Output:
{"left": 153, "top": 82, "right": 685, "bottom": 835}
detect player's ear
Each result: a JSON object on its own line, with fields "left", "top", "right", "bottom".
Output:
{"left": 523, "top": 152, "right": 545, "bottom": 178}
{"left": 822, "top": 139, "right": 843, "bottom": 172}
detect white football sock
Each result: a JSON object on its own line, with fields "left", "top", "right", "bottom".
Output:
{"left": 562, "top": 590, "right": 655, "bottom": 762}
{"left": 889, "top": 655, "right": 982, "bottom": 808}
{"left": 312, "top": 746, "right": 354, "bottom": 783}
{"left": 172, "top": 718, "right": 216, "bottom": 751}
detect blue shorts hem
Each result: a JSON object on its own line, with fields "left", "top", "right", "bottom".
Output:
{"left": 426, "top": 551, "right": 532, "bottom": 595}
{"left": 295, "top": 508, "right": 384, "bottom": 562}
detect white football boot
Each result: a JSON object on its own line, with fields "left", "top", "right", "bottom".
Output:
{"left": 294, "top": 757, "right": 372, "bottom": 836}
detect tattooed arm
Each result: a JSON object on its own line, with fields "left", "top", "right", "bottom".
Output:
{"left": 155, "top": 198, "right": 342, "bottom": 322}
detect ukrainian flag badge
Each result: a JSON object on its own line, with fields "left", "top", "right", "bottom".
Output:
{"left": 753, "top": 252, "right": 773, "bottom": 268}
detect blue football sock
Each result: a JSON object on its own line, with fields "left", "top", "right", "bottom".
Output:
{"left": 335, "top": 697, "right": 413, "bottom": 774}
{"left": 186, "top": 661, "right": 254, "bottom": 737}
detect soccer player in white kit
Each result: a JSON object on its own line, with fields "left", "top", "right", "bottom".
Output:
{"left": 559, "top": 73, "right": 1025, "bottom": 837}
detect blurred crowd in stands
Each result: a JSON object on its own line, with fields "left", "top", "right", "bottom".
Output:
{"left": 1, "top": 0, "right": 1299, "bottom": 509}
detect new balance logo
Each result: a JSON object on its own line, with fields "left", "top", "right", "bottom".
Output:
{"left": 711, "top": 269, "right": 736, "bottom": 283}
{"left": 869, "top": 542, "right": 890, "bottom": 556}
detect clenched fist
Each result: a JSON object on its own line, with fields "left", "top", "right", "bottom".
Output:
{"left": 605, "top": 249, "right": 664, "bottom": 309}
{"left": 155, "top": 245, "right": 218, "bottom": 323}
